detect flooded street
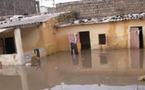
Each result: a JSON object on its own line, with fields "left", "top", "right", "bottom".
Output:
{"left": 0, "top": 50, "right": 145, "bottom": 90}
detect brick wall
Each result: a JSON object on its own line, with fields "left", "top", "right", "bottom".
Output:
{"left": 0, "top": 0, "right": 37, "bottom": 16}
{"left": 56, "top": 0, "right": 145, "bottom": 18}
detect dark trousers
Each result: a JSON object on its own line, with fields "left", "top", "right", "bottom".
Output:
{"left": 71, "top": 43, "right": 78, "bottom": 55}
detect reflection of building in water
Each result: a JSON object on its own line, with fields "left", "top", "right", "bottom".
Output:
{"left": 81, "top": 50, "right": 92, "bottom": 68}
{"left": 0, "top": 66, "right": 48, "bottom": 90}
{"left": 100, "top": 53, "right": 108, "bottom": 65}
{"left": 1, "top": 50, "right": 145, "bottom": 89}
{"left": 50, "top": 50, "right": 145, "bottom": 73}
{"left": 42, "top": 50, "right": 145, "bottom": 87}
{"left": 0, "top": 66, "right": 29, "bottom": 90}
{"left": 129, "top": 50, "right": 144, "bottom": 69}
{"left": 91, "top": 50, "right": 130, "bottom": 72}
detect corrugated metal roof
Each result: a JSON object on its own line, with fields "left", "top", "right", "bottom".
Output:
{"left": 0, "top": 12, "right": 65, "bottom": 29}
{"left": 0, "top": 28, "right": 12, "bottom": 33}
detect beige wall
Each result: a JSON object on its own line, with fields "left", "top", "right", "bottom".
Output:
{"left": 21, "top": 18, "right": 58, "bottom": 56}
{"left": 21, "top": 26, "right": 43, "bottom": 52}
{"left": 40, "top": 18, "right": 58, "bottom": 55}
{"left": 21, "top": 19, "right": 145, "bottom": 55}
{"left": 56, "top": 20, "right": 145, "bottom": 51}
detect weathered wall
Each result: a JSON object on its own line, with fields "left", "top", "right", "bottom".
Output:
{"left": 21, "top": 18, "right": 58, "bottom": 58}
{"left": 0, "top": 0, "right": 37, "bottom": 16}
{"left": 40, "top": 18, "right": 58, "bottom": 55}
{"left": 56, "top": 0, "right": 145, "bottom": 18}
{"left": 0, "top": 18, "right": 58, "bottom": 65}
{"left": 56, "top": 20, "right": 145, "bottom": 51}
{"left": 21, "top": 27, "right": 43, "bottom": 53}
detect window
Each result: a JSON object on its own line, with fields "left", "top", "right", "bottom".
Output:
{"left": 99, "top": 34, "right": 106, "bottom": 45}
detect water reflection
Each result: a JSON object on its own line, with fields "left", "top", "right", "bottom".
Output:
{"left": 81, "top": 50, "right": 92, "bottom": 68}
{"left": 130, "top": 49, "right": 144, "bottom": 69}
{"left": 0, "top": 50, "right": 145, "bottom": 90}
{"left": 71, "top": 54, "right": 79, "bottom": 65}
{"left": 100, "top": 53, "right": 108, "bottom": 65}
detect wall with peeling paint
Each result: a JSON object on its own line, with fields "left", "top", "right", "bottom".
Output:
{"left": 56, "top": 20, "right": 145, "bottom": 51}
{"left": 21, "top": 18, "right": 58, "bottom": 59}
{"left": 0, "top": 18, "right": 58, "bottom": 65}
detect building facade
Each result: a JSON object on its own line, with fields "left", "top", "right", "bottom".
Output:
{"left": 0, "top": 0, "right": 38, "bottom": 16}
{"left": 56, "top": 0, "right": 145, "bottom": 18}
{"left": 56, "top": 20, "right": 145, "bottom": 51}
{"left": 0, "top": 12, "right": 145, "bottom": 65}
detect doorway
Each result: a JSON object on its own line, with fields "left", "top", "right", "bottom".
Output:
{"left": 4, "top": 37, "right": 16, "bottom": 54}
{"left": 130, "top": 27, "right": 144, "bottom": 49}
{"left": 0, "top": 39, "right": 4, "bottom": 54}
{"left": 79, "top": 31, "right": 91, "bottom": 50}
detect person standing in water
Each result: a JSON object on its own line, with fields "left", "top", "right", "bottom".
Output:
{"left": 69, "top": 33, "right": 78, "bottom": 55}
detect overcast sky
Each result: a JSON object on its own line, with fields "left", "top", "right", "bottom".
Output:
{"left": 39, "top": 0, "right": 80, "bottom": 7}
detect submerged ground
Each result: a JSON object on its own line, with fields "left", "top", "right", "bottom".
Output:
{"left": 0, "top": 50, "right": 145, "bottom": 90}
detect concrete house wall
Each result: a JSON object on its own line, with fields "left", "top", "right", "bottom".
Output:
{"left": 56, "top": 20, "right": 145, "bottom": 51}
{"left": 1, "top": 15, "right": 145, "bottom": 65}
{"left": 0, "top": 18, "right": 58, "bottom": 65}
{"left": 21, "top": 18, "right": 58, "bottom": 59}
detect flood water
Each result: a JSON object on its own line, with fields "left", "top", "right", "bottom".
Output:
{"left": 0, "top": 49, "right": 145, "bottom": 90}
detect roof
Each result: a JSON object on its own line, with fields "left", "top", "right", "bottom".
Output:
{"left": 0, "top": 12, "right": 65, "bottom": 29}
{"left": 57, "top": 13, "right": 145, "bottom": 28}
{"left": 0, "top": 28, "right": 9, "bottom": 33}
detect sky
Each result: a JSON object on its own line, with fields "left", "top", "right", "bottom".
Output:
{"left": 39, "top": 0, "right": 80, "bottom": 7}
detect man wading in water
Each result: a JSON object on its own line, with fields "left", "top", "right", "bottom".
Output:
{"left": 69, "top": 33, "right": 79, "bottom": 55}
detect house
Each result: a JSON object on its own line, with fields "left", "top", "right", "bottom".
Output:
{"left": 1, "top": 12, "right": 145, "bottom": 65}
{"left": 0, "top": 13, "right": 64, "bottom": 65}
{"left": 55, "top": 13, "right": 145, "bottom": 51}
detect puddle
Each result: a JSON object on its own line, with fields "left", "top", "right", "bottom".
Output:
{"left": 0, "top": 50, "right": 145, "bottom": 90}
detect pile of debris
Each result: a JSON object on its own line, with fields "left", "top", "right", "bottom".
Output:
{"left": 57, "top": 13, "right": 145, "bottom": 27}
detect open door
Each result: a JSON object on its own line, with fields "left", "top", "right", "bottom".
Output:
{"left": 79, "top": 31, "right": 91, "bottom": 50}
{"left": 130, "top": 27, "right": 144, "bottom": 49}
{"left": 130, "top": 27, "right": 144, "bottom": 69}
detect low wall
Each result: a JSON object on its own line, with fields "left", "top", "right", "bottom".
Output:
{"left": 0, "top": 54, "right": 22, "bottom": 65}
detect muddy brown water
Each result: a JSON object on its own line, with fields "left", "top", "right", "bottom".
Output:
{"left": 0, "top": 50, "right": 145, "bottom": 90}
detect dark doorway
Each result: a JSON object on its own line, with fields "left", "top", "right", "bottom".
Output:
{"left": 0, "top": 38, "right": 4, "bottom": 54}
{"left": 79, "top": 31, "right": 91, "bottom": 50}
{"left": 139, "top": 27, "right": 144, "bottom": 49}
{"left": 4, "top": 37, "right": 16, "bottom": 54}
